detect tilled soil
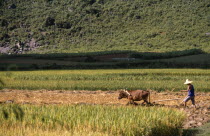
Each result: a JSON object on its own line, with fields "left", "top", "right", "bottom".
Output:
{"left": 0, "top": 89, "right": 209, "bottom": 129}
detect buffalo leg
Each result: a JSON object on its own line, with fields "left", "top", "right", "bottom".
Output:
{"left": 127, "top": 100, "right": 137, "bottom": 105}
{"left": 142, "top": 100, "right": 150, "bottom": 104}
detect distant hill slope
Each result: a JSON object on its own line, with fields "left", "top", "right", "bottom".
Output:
{"left": 0, "top": 0, "right": 210, "bottom": 54}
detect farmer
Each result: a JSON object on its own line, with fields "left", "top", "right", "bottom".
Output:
{"left": 181, "top": 79, "right": 196, "bottom": 108}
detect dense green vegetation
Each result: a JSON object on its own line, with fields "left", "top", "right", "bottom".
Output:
{"left": 0, "top": 0, "right": 210, "bottom": 54}
{"left": 1, "top": 69, "right": 210, "bottom": 92}
{"left": 1, "top": 49, "right": 210, "bottom": 70}
{"left": 0, "top": 104, "right": 186, "bottom": 136}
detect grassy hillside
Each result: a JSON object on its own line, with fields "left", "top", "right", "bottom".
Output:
{"left": 0, "top": 0, "right": 210, "bottom": 54}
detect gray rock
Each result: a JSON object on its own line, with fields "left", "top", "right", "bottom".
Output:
{"left": 0, "top": 47, "right": 10, "bottom": 54}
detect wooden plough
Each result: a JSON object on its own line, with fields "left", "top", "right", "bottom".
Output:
{"left": 153, "top": 98, "right": 182, "bottom": 104}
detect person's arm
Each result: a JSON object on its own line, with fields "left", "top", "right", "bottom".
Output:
{"left": 181, "top": 86, "right": 190, "bottom": 92}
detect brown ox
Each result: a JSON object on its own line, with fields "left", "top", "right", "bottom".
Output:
{"left": 118, "top": 90, "right": 150, "bottom": 105}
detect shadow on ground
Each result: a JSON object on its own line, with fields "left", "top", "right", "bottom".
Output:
{"left": 0, "top": 49, "right": 209, "bottom": 70}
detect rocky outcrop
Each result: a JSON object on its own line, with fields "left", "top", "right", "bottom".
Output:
{"left": 0, "top": 38, "right": 40, "bottom": 54}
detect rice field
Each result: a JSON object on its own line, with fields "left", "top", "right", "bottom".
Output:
{"left": 0, "top": 69, "right": 210, "bottom": 92}
{"left": 0, "top": 69, "right": 209, "bottom": 135}
{"left": 0, "top": 104, "right": 186, "bottom": 136}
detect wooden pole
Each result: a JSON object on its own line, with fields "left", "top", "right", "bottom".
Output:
{"left": 153, "top": 98, "right": 182, "bottom": 103}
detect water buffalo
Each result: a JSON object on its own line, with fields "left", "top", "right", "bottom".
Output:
{"left": 118, "top": 89, "right": 150, "bottom": 105}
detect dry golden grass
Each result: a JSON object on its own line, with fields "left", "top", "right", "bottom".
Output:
{"left": 0, "top": 126, "right": 109, "bottom": 136}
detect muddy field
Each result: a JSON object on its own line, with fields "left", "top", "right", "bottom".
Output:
{"left": 0, "top": 89, "right": 209, "bottom": 129}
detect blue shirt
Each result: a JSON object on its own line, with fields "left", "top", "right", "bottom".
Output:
{"left": 188, "top": 85, "right": 195, "bottom": 96}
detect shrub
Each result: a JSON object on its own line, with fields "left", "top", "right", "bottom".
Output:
{"left": 45, "top": 17, "right": 55, "bottom": 27}
{"left": 56, "top": 21, "right": 71, "bottom": 29}
{"left": 7, "top": 64, "right": 18, "bottom": 71}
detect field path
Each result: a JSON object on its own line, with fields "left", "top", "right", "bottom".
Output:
{"left": 0, "top": 89, "right": 209, "bottom": 128}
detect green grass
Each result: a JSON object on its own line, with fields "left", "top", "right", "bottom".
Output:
{"left": 194, "top": 123, "right": 210, "bottom": 136}
{"left": 0, "top": 104, "right": 186, "bottom": 136}
{"left": 0, "top": 0, "right": 210, "bottom": 54}
{"left": 183, "top": 122, "right": 210, "bottom": 136}
{"left": 1, "top": 69, "right": 210, "bottom": 92}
